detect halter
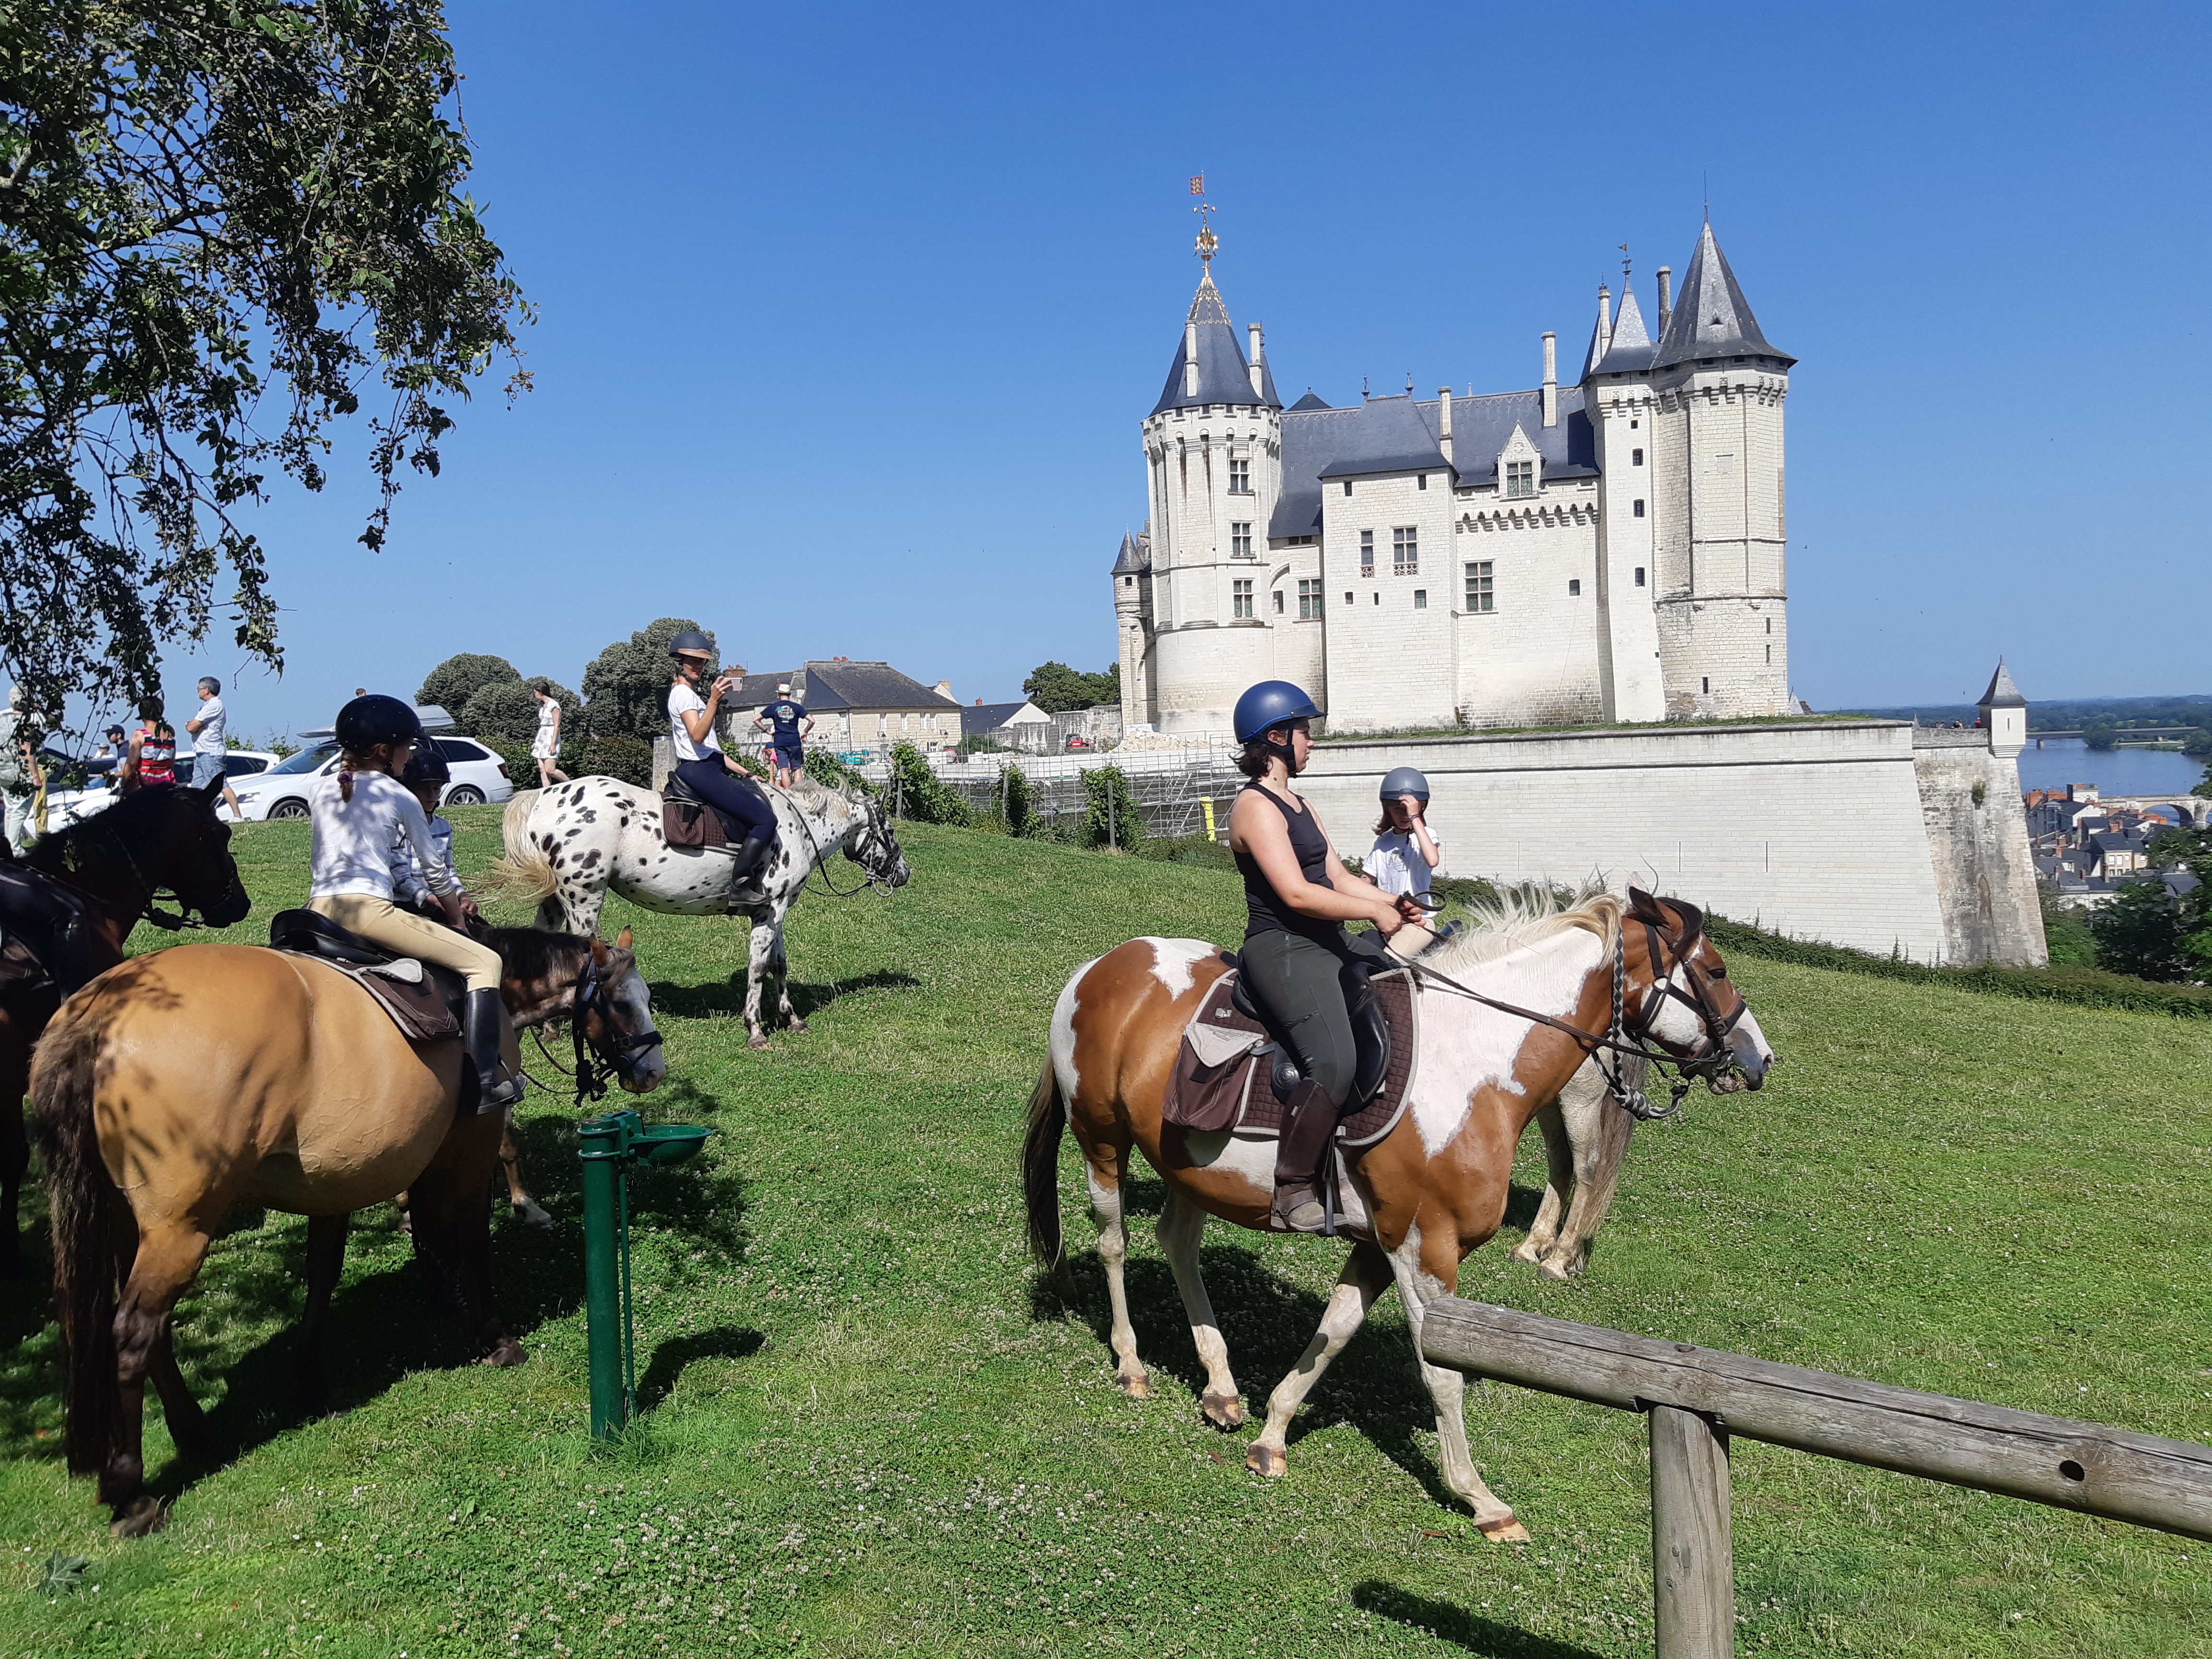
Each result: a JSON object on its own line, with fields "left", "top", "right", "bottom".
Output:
{"left": 531, "top": 949, "right": 665, "bottom": 1105}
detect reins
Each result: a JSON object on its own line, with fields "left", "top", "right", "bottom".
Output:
{"left": 522, "top": 947, "right": 664, "bottom": 1106}
{"left": 757, "top": 777, "right": 897, "bottom": 900}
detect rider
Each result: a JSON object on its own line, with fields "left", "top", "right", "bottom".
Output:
{"left": 1227, "top": 680, "right": 1423, "bottom": 1233}
{"left": 389, "top": 747, "right": 476, "bottom": 924}
{"left": 666, "top": 631, "right": 779, "bottom": 907}
{"left": 307, "top": 695, "right": 521, "bottom": 1108}
{"left": 1367, "top": 766, "right": 1443, "bottom": 899}
{"left": 755, "top": 681, "right": 814, "bottom": 788}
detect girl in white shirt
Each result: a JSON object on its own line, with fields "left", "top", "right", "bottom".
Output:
{"left": 1367, "top": 765, "right": 1443, "bottom": 899}
{"left": 665, "top": 629, "right": 779, "bottom": 906}
{"left": 308, "top": 694, "right": 520, "bottom": 1108}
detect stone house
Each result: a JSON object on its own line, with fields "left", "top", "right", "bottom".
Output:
{"left": 732, "top": 660, "right": 962, "bottom": 757}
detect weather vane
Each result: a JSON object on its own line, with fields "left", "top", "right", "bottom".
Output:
{"left": 1190, "top": 174, "right": 1217, "bottom": 271}
{"left": 1619, "top": 241, "right": 1632, "bottom": 284}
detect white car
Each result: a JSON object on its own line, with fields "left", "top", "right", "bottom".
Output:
{"left": 39, "top": 749, "right": 282, "bottom": 832}
{"left": 229, "top": 735, "right": 514, "bottom": 821}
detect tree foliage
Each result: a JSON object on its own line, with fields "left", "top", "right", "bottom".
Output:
{"left": 2089, "top": 878, "right": 2187, "bottom": 981}
{"left": 0, "top": 1, "right": 529, "bottom": 725}
{"left": 416, "top": 652, "right": 518, "bottom": 713}
{"left": 883, "top": 742, "right": 969, "bottom": 826}
{"left": 1080, "top": 764, "right": 1144, "bottom": 850}
{"left": 457, "top": 676, "right": 578, "bottom": 742}
{"left": 1022, "top": 660, "right": 1120, "bottom": 714}
{"left": 582, "top": 618, "right": 712, "bottom": 742}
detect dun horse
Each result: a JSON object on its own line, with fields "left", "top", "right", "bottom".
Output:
{"left": 1022, "top": 887, "right": 1774, "bottom": 1540}
{"left": 32, "top": 925, "right": 664, "bottom": 1535}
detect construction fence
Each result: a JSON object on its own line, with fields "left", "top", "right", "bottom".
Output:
{"left": 936, "top": 759, "right": 1247, "bottom": 842}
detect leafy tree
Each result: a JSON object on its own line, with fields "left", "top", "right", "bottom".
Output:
{"left": 1081, "top": 764, "right": 1144, "bottom": 850}
{"left": 2089, "top": 878, "right": 2186, "bottom": 981}
{"left": 1023, "top": 661, "right": 1120, "bottom": 714}
{"left": 457, "top": 676, "right": 579, "bottom": 742}
{"left": 0, "top": 1, "right": 528, "bottom": 724}
{"left": 883, "top": 742, "right": 969, "bottom": 826}
{"left": 417, "top": 653, "right": 519, "bottom": 714}
{"left": 994, "top": 760, "right": 1039, "bottom": 837}
{"left": 2083, "top": 722, "right": 2120, "bottom": 752}
{"left": 582, "top": 618, "right": 712, "bottom": 742}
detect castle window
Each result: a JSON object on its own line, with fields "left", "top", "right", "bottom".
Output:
{"left": 1413, "top": 590, "right": 1428, "bottom": 610}
{"left": 1505, "top": 460, "right": 1535, "bottom": 498}
{"left": 1229, "top": 458, "right": 1252, "bottom": 495}
{"left": 1274, "top": 590, "right": 1285, "bottom": 614}
{"left": 1232, "top": 578, "right": 1254, "bottom": 619}
{"left": 1632, "top": 448, "right": 1644, "bottom": 466}
{"left": 1123, "top": 576, "right": 1133, "bottom": 586}
{"left": 1766, "top": 644, "right": 1772, "bottom": 664}
{"left": 1232, "top": 522, "right": 1252, "bottom": 559}
{"left": 1393, "top": 527, "right": 1418, "bottom": 575}
{"left": 1372, "top": 592, "right": 1381, "bottom": 605}
{"left": 1417, "top": 474, "right": 1428, "bottom": 491}
{"left": 1359, "top": 530, "right": 1375, "bottom": 577}
{"left": 1299, "top": 580, "right": 1323, "bottom": 619}
{"left": 1633, "top": 499, "right": 1645, "bottom": 517}
{"left": 1343, "top": 481, "right": 1353, "bottom": 497}
{"left": 1765, "top": 618, "right": 1771, "bottom": 634}
{"left": 1568, "top": 578, "right": 1582, "bottom": 596}
{"left": 1635, "top": 567, "right": 1646, "bottom": 587}
{"left": 1703, "top": 676, "right": 1711, "bottom": 693}
{"left": 1464, "top": 561, "right": 1494, "bottom": 613}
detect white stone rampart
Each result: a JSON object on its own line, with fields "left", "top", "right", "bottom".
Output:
{"left": 1296, "top": 720, "right": 2044, "bottom": 964}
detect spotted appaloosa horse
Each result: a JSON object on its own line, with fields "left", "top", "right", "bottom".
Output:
{"left": 496, "top": 776, "right": 908, "bottom": 1048}
{"left": 1022, "top": 887, "right": 1774, "bottom": 1540}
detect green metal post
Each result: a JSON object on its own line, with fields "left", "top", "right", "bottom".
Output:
{"left": 578, "top": 1112, "right": 631, "bottom": 1441}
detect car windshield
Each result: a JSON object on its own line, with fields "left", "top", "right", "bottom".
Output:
{"left": 265, "top": 742, "right": 338, "bottom": 776}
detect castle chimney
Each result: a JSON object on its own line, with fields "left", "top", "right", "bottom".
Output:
{"left": 1248, "top": 323, "right": 1266, "bottom": 398}
{"left": 1541, "top": 332, "right": 1558, "bottom": 428}
{"left": 1184, "top": 318, "right": 1200, "bottom": 399}
{"left": 1656, "top": 265, "right": 1673, "bottom": 337}
{"left": 1596, "top": 283, "right": 1613, "bottom": 359}
{"left": 1437, "top": 388, "right": 1454, "bottom": 466}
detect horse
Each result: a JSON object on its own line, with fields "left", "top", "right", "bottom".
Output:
{"left": 1020, "top": 886, "right": 1775, "bottom": 1541}
{"left": 495, "top": 773, "right": 909, "bottom": 1048}
{"left": 0, "top": 777, "right": 248, "bottom": 1271}
{"left": 30, "top": 923, "right": 665, "bottom": 1535}
{"left": 1507, "top": 1051, "right": 1645, "bottom": 1281}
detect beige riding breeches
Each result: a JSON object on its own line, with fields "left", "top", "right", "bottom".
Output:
{"left": 310, "top": 893, "right": 502, "bottom": 994}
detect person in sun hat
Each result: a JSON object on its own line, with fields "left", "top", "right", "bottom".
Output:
{"left": 755, "top": 680, "right": 815, "bottom": 788}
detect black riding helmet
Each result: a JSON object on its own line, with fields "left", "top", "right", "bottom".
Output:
{"left": 666, "top": 629, "right": 716, "bottom": 661}
{"left": 334, "top": 693, "right": 424, "bottom": 751}
{"left": 398, "top": 746, "right": 450, "bottom": 787}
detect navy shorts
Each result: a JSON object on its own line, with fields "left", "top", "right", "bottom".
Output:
{"left": 773, "top": 744, "right": 803, "bottom": 768}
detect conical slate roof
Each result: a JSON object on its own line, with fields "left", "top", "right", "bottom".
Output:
{"left": 1652, "top": 221, "right": 1794, "bottom": 369}
{"left": 1978, "top": 659, "right": 2027, "bottom": 709}
{"left": 1151, "top": 274, "right": 1283, "bottom": 416}
{"left": 1592, "top": 282, "right": 1655, "bottom": 375}
{"left": 1110, "top": 529, "right": 1150, "bottom": 575}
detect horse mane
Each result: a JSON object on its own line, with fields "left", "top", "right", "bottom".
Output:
{"left": 481, "top": 925, "right": 595, "bottom": 979}
{"left": 23, "top": 782, "right": 182, "bottom": 874}
{"left": 1425, "top": 883, "right": 1622, "bottom": 971}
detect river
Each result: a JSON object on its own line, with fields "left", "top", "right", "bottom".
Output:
{"left": 2015, "top": 737, "right": 2206, "bottom": 799}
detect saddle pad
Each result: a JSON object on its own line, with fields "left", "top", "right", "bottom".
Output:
{"left": 278, "top": 950, "right": 460, "bottom": 1042}
{"left": 1160, "top": 965, "right": 1417, "bottom": 1150}
{"left": 0, "top": 933, "right": 48, "bottom": 999}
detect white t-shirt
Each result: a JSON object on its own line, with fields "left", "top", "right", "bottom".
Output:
{"left": 309, "top": 769, "right": 459, "bottom": 900}
{"left": 1367, "top": 827, "right": 1443, "bottom": 897}
{"left": 192, "top": 696, "right": 227, "bottom": 755}
{"left": 668, "top": 684, "right": 722, "bottom": 764}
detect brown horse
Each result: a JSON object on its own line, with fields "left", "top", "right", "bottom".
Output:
{"left": 1022, "top": 887, "right": 1773, "bottom": 1540}
{"left": 31, "top": 924, "right": 664, "bottom": 1535}
{"left": 0, "top": 778, "right": 248, "bottom": 1270}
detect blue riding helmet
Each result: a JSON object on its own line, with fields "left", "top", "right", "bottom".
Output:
{"left": 1232, "top": 680, "right": 1322, "bottom": 745}
{"left": 334, "top": 694, "right": 424, "bottom": 751}
{"left": 1380, "top": 766, "right": 1431, "bottom": 803}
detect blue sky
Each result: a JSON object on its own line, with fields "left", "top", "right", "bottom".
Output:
{"left": 146, "top": 0, "right": 2210, "bottom": 742}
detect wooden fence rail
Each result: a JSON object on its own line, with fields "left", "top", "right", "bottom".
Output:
{"left": 1419, "top": 1298, "right": 2212, "bottom": 1658}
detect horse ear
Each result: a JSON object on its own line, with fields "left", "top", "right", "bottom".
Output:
{"left": 591, "top": 936, "right": 611, "bottom": 963}
{"left": 1627, "top": 886, "right": 1662, "bottom": 921}
{"left": 615, "top": 926, "right": 633, "bottom": 950}
{"left": 200, "top": 771, "right": 227, "bottom": 805}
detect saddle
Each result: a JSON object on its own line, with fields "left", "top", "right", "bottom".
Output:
{"left": 661, "top": 772, "right": 738, "bottom": 851}
{"left": 268, "top": 908, "right": 465, "bottom": 1044}
{"left": 1161, "top": 951, "right": 1416, "bottom": 1153}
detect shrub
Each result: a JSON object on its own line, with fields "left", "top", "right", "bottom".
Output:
{"left": 575, "top": 734, "right": 654, "bottom": 787}
{"left": 992, "top": 761, "right": 1040, "bottom": 837}
{"left": 883, "top": 743, "right": 970, "bottom": 826}
{"left": 474, "top": 735, "right": 534, "bottom": 780}
{"left": 1080, "top": 765, "right": 1144, "bottom": 851}
{"left": 801, "top": 749, "right": 873, "bottom": 798}
{"left": 417, "top": 653, "right": 519, "bottom": 714}
{"left": 2090, "top": 878, "right": 2188, "bottom": 982}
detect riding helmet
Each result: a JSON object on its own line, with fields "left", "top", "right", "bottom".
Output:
{"left": 399, "top": 745, "right": 451, "bottom": 786}
{"left": 1232, "top": 680, "right": 1322, "bottom": 745}
{"left": 1380, "top": 765, "right": 1431, "bottom": 804}
{"left": 666, "top": 628, "right": 716, "bottom": 660}
{"left": 334, "top": 693, "right": 424, "bottom": 751}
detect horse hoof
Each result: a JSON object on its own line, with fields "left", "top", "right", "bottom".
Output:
{"left": 1537, "top": 1254, "right": 1580, "bottom": 1283}
{"left": 480, "top": 1337, "right": 528, "bottom": 1368}
{"left": 747, "top": 1034, "right": 770, "bottom": 1051}
{"left": 1115, "top": 1369, "right": 1150, "bottom": 1399}
{"left": 110, "top": 1496, "right": 166, "bottom": 1538}
{"left": 1201, "top": 1391, "right": 1245, "bottom": 1430}
{"left": 787, "top": 1017, "right": 808, "bottom": 1034}
{"left": 517, "top": 1202, "right": 554, "bottom": 1228}
{"left": 1476, "top": 1514, "right": 1530, "bottom": 1544}
{"left": 1245, "top": 1443, "right": 1287, "bottom": 1479}
{"left": 1506, "top": 1239, "right": 1543, "bottom": 1266}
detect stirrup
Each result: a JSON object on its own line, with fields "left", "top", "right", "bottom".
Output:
{"left": 1271, "top": 1186, "right": 1327, "bottom": 1233}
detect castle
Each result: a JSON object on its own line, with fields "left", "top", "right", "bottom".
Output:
{"left": 1112, "top": 218, "right": 1796, "bottom": 736}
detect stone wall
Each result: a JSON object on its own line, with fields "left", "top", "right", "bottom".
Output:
{"left": 1296, "top": 719, "right": 2046, "bottom": 965}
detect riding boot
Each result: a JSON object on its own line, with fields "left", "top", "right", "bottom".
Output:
{"left": 724, "top": 833, "right": 774, "bottom": 909}
{"left": 464, "top": 988, "right": 525, "bottom": 1111}
{"left": 1271, "top": 1078, "right": 1342, "bottom": 1233}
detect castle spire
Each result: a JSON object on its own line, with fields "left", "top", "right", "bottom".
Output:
{"left": 1652, "top": 219, "right": 1794, "bottom": 369}
{"left": 1592, "top": 280, "right": 1655, "bottom": 375}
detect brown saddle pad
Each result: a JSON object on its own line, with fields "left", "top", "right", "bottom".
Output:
{"left": 277, "top": 950, "right": 460, "bottom": 1042}
{"left": 662, "top": 797, "right": 732, "bottom": 850}
{"left": 1161, "top": 963, "right": 1416, "bottom": 1149}
{"left": 0, "top": 933, "right": 49, "bottom": 999}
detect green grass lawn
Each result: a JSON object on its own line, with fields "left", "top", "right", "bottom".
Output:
{"left": 2, "top": 807, "right": 2211, "bottom": 1657}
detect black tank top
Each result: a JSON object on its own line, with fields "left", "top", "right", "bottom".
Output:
{"left": 1236, "top": 783, "right": 1340, "bottom": 942}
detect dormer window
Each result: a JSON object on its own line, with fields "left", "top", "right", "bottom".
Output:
{"left": 1505, "top": 461, "right": 1535, "bottom": 498}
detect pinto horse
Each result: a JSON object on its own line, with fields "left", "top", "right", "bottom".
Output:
{"left": 1022, "top": 887, "right": 1774, "bottom": 1540}
{"left": 0, "top": 778, "right": 248, "bottom": 1270}
{"left": 31, "top": 925, "right": 664, "bottom": 1535}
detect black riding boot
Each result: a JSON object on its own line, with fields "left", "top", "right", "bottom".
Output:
{"left": 1271, "top": 1079, "right": 1342, "bottom": 1233}
{"left": 464, "top": 988, "right": 525, "bottom": 1111}
{"left": 725, "top": 834, "right": 774, "bottom": 910}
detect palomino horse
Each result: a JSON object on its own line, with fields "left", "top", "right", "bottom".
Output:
{"left": 31, "top": 925, "right": 664, "bottom": 1535}
{"left": 1022, "top": 888, "right": 1774, "bottom": 1540}
{"left": 1, "top": 778, "right": 248, "bottom": 1270}
{"left": 496, "top": 775, "right": 909, "bottom": 1048}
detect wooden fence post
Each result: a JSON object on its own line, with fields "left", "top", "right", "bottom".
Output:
{"left": 1649, "top": 1405, "right": 1734, "bottom": 1659}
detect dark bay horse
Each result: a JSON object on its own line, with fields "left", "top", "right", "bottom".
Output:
{"left": 1022, "top": 887, "right": 1774, "bottom": 1540}
{"left": 32, "top": 925, "right": 664, "bottom": 1535}
{"left": 1, "top": 778, "right": 247, "bottom": 1269}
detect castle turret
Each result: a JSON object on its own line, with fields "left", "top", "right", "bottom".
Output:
{"left": 1648, "top": 220, "right": 1795, "bottom": 718}
{"left": 1584, "top": 278, "right": 1665, "bottom": 721}
{"left": 1978, "top": 659, "right": 2027, "bottom": 758}
{"left": 1111, "top": 529, "right": 1154, "bottom": 727}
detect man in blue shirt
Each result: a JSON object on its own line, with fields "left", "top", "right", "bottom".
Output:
{"left": 755, "top": 682, "right": 814, "bottom": 787}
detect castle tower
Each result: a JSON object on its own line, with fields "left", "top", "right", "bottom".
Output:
{"left": 1648, "top": 221, "right": 1795, "bottom": 717}
{"left": 1111, "top": 529, "right": 1154, "bottom": 726}
{"left": 1583, "top": 277, "right": 1667, "bottom": 722}
{"left": 1135, "top": 255, "right": 1285, "bottom": 735}
{"left": 1978, "top": 659, "right": 2027, "bottom": 757}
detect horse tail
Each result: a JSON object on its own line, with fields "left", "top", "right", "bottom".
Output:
{"left": 1022, "top": 1060, "right": 1068, "bottom": 1269}
{"left": 486, "top": 790, "right": 558, "bottom": 906}
{"left": 29, "top": 992, "right": 128, "bottom": 1476}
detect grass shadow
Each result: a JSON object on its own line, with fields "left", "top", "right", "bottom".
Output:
{"left": 1500, "top": 1181, "right": 1546, "bottom": 1235}
{"left": 636, "top": 1325, "right": 765, "bottom": 1411}
{"left": 647, "top": 968, "right": 920, "bottom": 1022}
{"left": 1351, "top": 1582, "right": 1608, "bottom": 1659}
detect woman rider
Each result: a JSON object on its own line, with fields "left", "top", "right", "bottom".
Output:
{"left": 307, "top": 695, "right": 522, "bottom": 1109}
{"left": 665, "top": 631, "right": 779, "bottom": 906}
{"left": 1227, "top": 680, "right": 1424, "bottom": 1232}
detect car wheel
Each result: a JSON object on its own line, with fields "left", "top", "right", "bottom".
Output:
{"left": 268, "top": 797, "right": 310, "bottom": 820}
{"left": 446, "top": 785, "right": 486, "bottom": 805}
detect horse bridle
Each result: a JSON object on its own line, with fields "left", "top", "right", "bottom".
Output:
{"left": 82, "top": 805, "right": 245, "bottom": 933}
{"left": 761, "top": 780, "right": 902, "bottom": 900}
{"left": 539, "top": 950, "right": 665, "bottom": 1105}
